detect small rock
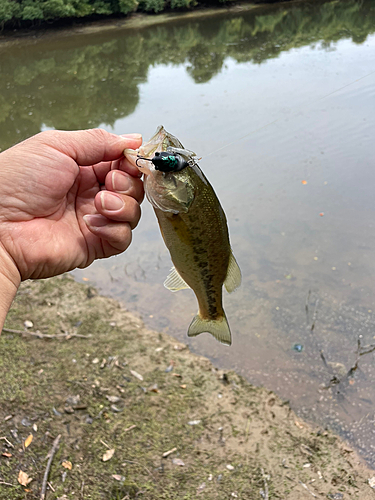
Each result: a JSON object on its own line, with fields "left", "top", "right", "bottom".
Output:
{"left": 21, "top": 418, "right": 31, "bottom": 427}
{"left": 32, "top": 424, "right": 37, "bottom": 432}
{"left": 64, "top": 406, "right": 74, "bottom": 414}
{"left": 369, "top": 476, "right": 375, "bottom": 489}
{"left": 293, "top": 343, "right": 303, "bottom": 352}
{"left": 24, "top": 320, "right": 33, "bottom": 329}
{"left": 61, "top": 471, "right": 67, "bottom": 483}
{"left": 92, "top": 358, "right": 99, "bottom": 364}
{"left": 85, "top": 416, "right": 93, "bottom": 424}
{"left": 111, "top": 405, "right": 123, "bottom": 413}
{"left": 66, "top": 395, "right": 80, "bottom": 406}
{"left": 226, "top": 464, "right": 235, "bottom": 471}
{"left": 106, "top": 395, "right": 121, "bottom": 404}
{"left": 188, "top": 420, "right": 201, "bottom": 426}
{"left": 165, "top": 364, "right": 174, "bottom": 373}
{"left": 328, "top": 494, "right": 343, "bottom": 500}
{"left": 53, "top": 407, "right": 62, "bottom": 417}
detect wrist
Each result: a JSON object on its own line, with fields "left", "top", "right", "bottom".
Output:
{"left": 0, "top": 246, "right": 21, "bottom": 332}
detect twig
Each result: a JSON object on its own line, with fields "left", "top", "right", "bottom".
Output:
{"left": 0, "top": 436, "right": 14, "bottom": 448}
{"left": 100, "top": 439, "right": 111, "bottom": 449}
{"left": 124, "top": 424, "right": 137, "bottom": 432}
{"left": 47, "top": 482, "right": 55, "bottom": 492}
{"left": 162, "top": 447, "right": 177, "bottom": 458}
{"left": 0, "top": 480, "right": 16, "bottom": 487}
{"left": 311, "top": 298, "right": 319, "bottom": 331}
{"left": 299, "top": 481, "right": 317, "bottom": 497}
{"left": 40, "top": 434, "right": 61, "bottom": 500}
{"left": 305, "top": 289, "right": 311, "bottom": 320}
{"left": 122, "top": 459, "right": 153, "bottom": 477}
{"left": 2, "top": 327, "right": 91, "bottom": 340}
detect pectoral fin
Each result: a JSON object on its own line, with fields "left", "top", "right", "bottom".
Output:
{"left": 224, "top": 252, "right": 242, "bottom": 293}
{"left": 188, "top": 314, "right": 232, "bottom": 346}
{"left": 164, "top": 267, "right": 190, "bottom": 292}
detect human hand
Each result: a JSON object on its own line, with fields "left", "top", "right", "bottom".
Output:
{"left": 0, "top": 128, "right": 143, "bottom": 290}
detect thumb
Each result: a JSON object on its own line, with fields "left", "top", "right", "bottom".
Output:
{"left": 38, "top": 129, "right": 142, "bottom": 166}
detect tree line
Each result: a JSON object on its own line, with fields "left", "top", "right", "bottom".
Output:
{"left": 0, "top": 0, "right": 231, "bottom": 27}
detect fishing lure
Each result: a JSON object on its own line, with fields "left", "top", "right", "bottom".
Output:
{"left": 136, "top": 151, "right": 188, "bottom": 173}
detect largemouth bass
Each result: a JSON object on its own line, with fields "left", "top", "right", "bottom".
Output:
{"left": 125, "top": 126, "right": 241, "bottom": 346}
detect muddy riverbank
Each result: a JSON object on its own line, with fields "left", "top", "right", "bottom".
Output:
{"left": 1, "top": 275, "right": 375, "bottom": 499}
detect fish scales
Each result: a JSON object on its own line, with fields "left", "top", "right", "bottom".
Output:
{"left": 124, "top": 126, "right": 241, "bottom": 346}
{"left": 154, "top": 166, "right": 231, "bottom": 322}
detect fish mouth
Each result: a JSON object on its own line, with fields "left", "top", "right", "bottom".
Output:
{"left": 124, "top": 126, "right": 185, "bottom": 174}
{"left": 140, "top": 125, "right": 185, "bottom": 157}
{"left": 124, "top": 126, "right": 197, "bottom": 175}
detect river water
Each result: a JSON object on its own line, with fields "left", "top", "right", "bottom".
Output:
{"left": 1, "top": 0, "right": 375, "bottom": 465}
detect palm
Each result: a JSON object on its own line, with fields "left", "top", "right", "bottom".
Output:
{"left": 0, "top": 129, "right": 143, "bottom": 281}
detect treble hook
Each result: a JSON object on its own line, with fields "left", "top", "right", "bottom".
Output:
{"left": 136, "top": 155, "right": 153, "bottom": 167}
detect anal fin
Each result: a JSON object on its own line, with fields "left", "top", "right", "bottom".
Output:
{"left": 188, "top": 314, "right": 232, "bottom": 346}
{"left": 164, "top": 266, "right": 190, "bottom": 292}
{"left": 224, "top": 251, "right": 242, "bottom": 293}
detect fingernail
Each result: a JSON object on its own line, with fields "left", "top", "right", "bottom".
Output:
{"left": 83, "top": 214, "right": 107, "bottom": 228}
{"left": 121, "top": 133, "right": 142, "bottom": 139}
{"left": 112, "top": 171, "right": 131, "bottom": 193}
{"left": 100, "top": 191, "right": 124, "bottom": 211}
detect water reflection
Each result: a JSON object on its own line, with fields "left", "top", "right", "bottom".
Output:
{"left": 2, "top": 0, "right": 375, "bottom": 465}
{"left": 1, "top": 0, "right": 374, "bottom": 150}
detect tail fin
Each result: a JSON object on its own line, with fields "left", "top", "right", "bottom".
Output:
{"left": 188, "top": 314, "right": 232, "bottom": 346}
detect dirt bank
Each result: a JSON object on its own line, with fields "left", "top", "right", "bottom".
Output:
{"left": 1, "top": 275, "right": 375, "bottom": 499}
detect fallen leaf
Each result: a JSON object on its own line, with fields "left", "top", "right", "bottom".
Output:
{"left": 172, "top": 458, "right": 185, "bottom": 466}
{"left": 180, "top": 385, "right": 187, "bottom": 389}
{"left": 62, "top": 460, "right": 72, "bottom": 470}
{"left": 2, "top": 452, "right": 12, "bottom": 458}
{"left": 319, "top": 212, "right": 324, "bottom": 217}
{"left": 112, "top": 474, "right": 125, "bottom": 481}
{"left": 18, "top": 470, "right": 33, "bottom": 486}
{"left": 295, "top": 421, "right": 304, "bottom": 429}
{"left": 130, "top": 370, "right": 143, "bottom": 381}
{"left": 301, "top": 180, "right": 307, "bottom": 185}
{"left": 102, "top": 448, "right": 115, "bottom": 462}
{"left": 24, "top": 434, "right": 33, "bottom": 448}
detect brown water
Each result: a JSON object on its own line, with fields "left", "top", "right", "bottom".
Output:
{"left": 2, "top": 0, "right": 375, "bottom": 464}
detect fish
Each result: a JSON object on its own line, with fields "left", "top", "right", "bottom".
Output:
{"left": 125, "top": 126, "right": 241, "bottom": 346}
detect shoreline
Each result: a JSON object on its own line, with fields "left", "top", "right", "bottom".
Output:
{"left": 1, "top": 274, "right": 374, "bottom": 499}
{"left": 0, "top": 0, "right": 320, "bottom": 47}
